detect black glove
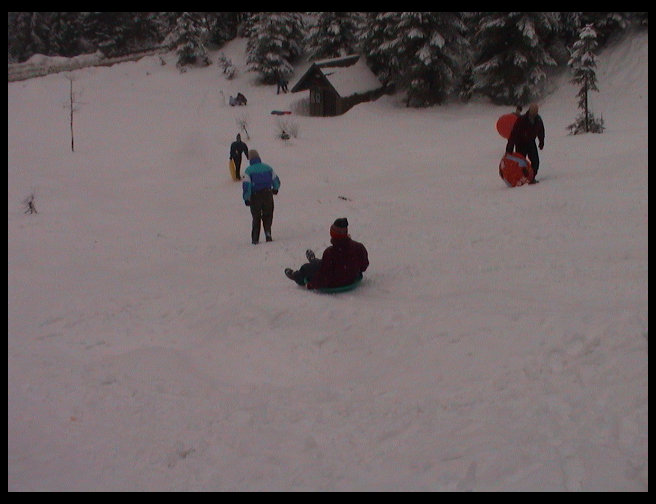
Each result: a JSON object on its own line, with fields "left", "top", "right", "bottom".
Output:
{"left": 272, "top": 189, "right": 278, "bottom": 195}
{"left": 245, "top": 200, "right": 250, "bottom": 206}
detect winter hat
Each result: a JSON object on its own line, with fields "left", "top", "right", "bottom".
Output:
{"left": 248, "top": 149, "right": 261, "bottom": 163}
{"left": 330, "top": 218, "right": 349, "bottom": 239}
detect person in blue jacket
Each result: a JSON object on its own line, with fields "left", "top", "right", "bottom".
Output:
{"left": 243, "top": 149, "right": 280, "bottom": 244}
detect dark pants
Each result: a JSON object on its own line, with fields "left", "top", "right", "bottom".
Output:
{"left": 515, "top": 141, "right": 540, "bottom": 175}
{"left": 231, "top": 156, "right": 242, "bottom": 179}
{"left": 291, "top": 259, "right": 321, "bottom": 285}
{"left": 249, "top": 189, "right": 274, "bottom": 243}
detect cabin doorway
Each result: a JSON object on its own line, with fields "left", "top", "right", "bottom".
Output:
{"left": 310, "top": 88, "right": 337, "bottom": 117}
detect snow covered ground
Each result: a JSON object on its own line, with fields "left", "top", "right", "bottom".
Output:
{"left": 8, "top": 33, "right": 648, "bottom": 491}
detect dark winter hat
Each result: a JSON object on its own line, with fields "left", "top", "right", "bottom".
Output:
{"left": 330, "top": 218, "right": 349, "bottom": 239}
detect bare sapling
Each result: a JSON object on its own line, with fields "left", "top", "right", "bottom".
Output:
{"left": 276, "top": 118, "right": 299, "bottom": 140}
{"left": 235, "top": 114, "right": 250, "bottom": 139}
{"left": 65, "top": 74, "right": 82, "bottom": 152}
{"left": 23, "top": 192, "right": 37, "bottom": 214}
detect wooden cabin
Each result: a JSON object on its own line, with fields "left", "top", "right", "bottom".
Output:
{"left": 291, "top": 55, "right": 384, "bottom": 117}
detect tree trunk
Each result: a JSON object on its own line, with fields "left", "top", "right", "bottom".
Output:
{"left": 69, "top": 78, "right": 75, "bottom": 152}
{"left": 584, "top": 84, "right": 589, "bottom": 133}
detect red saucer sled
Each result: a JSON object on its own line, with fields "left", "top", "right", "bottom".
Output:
{"left": 499, "top": 152, "right": 535, "bottom": 187}
{"left": 496, "top": 113, "right": 518, "bottom": 139}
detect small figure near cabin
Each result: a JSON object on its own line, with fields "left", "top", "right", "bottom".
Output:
{"left": 276, "top": 71, "right": 289, "bottom": 94}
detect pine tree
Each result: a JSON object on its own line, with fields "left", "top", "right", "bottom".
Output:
{"left": 360, "top": 12, "right": 469, "bottom": 106}
{"left": 8, "top": 12, "right": 36, "bottom": 62}
{"left": 164, "top": 12, "right": 212, "bottom": 69}
{"left": 10, "top": 12, "right": 82, "bottom": 59}
{"left": 207, "top": 12, "right": 243, "bottom": 46}
{"left": 633, "top": 12, "right": 648, "bottom": 28}
{"left": 580, "top": 12, "right": 630, "bottom": 45}
{"left": 305, "top": 12, "right": 362, "bottom": 60}
{"left": 147, "top": 12, "right": 180, "bottom": 46}
{"left": 18, "top": 12, "right": 53, "bottom": 57}
{"left": 458, "top": 64, "right": 475, "bottom": 103}
{"left": 239, "top": 12, "right": 258, "bottom": 38}
{"left": 165, "top": 12, "right": 241, "bottom": 48}
{"left": 455, "top": 12, "right": 482, "bottom": 102}
{"left": 567, "top": 24, "right": 604, "bottom": 134}
{"left": 560, "top": 12, "right": 632, "bottom": 48}
{"left": 79, "top": 12, "right": 133, "bottom": 57}
{"left": 472, "top": 12, "right": 559, "bottom": 105}
{"left": 246, "top": 13, "right": 305, "bottom": 84}
{"left": 395, "top": 12, "right": 469, "bottom": 106}
{"left": 43, "top": 12, "right": 81, "bottom": 57}
{"left": 359, "top": 12, "right": 403, "bottom": 86}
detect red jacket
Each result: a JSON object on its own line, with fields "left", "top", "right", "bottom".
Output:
{"left": 506, "top": 113, "right": 545, "bottom": 151}
{"left": 308, "top": 236, "right": 369, "bottom": 289}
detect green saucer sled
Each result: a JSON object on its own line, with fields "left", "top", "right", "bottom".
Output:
{"left": 303, "top": 273, "right": 363, "bottom": 293}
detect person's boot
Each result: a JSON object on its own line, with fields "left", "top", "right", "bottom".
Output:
{"left": 306, "top": 249, "right": 316, "bottom": 261}
{"left": 284, "top": 268, "right": 295, "bottom": 280}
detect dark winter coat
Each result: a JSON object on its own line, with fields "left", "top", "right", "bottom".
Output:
{"left": 506, "top": 113, "right": 545, "bottom": 153}
{"left": 230, "top": 139, "right": 249, "bottom": 161}
{"left": 307, "top": 236, "right": 369, "bottom": 289}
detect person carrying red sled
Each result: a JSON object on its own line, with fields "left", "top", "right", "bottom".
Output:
{"left": 506, "top": 103, "right": 545, "bottom": 183}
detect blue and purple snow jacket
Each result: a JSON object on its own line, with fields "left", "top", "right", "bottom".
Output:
{"left": 242, "top": 156, "right": 281, "bottom": 203}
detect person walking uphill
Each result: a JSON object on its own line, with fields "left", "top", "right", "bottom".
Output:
{"left": 285, "top": 218, "right": 369, "bottom": 290}
{"left": 506, "top": 103, "right": 545, "bottom": 182}
{"left": 229, "top": 134, "right": 249, "bottom": 180}
{"left": 243, "top": 150, "right": 280, "bottom": 244}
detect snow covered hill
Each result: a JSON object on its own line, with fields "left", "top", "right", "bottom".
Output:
{"left": 8, "top": 31, "right": 648, "bottom": 491}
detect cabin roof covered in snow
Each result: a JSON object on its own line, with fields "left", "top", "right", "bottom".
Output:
{"left": 291, "top": 55, "right": 382, "bottom": 97}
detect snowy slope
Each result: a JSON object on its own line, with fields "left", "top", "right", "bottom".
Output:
{"left": 8, "top": 32, "right": 648, "bottom": 491}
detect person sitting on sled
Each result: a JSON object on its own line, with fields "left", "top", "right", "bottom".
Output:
{"left": 285, "top": 218, "right": 369, "bottom": 290}
{"left": 229, "top": 92, "right": 248, "bottom": 106}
